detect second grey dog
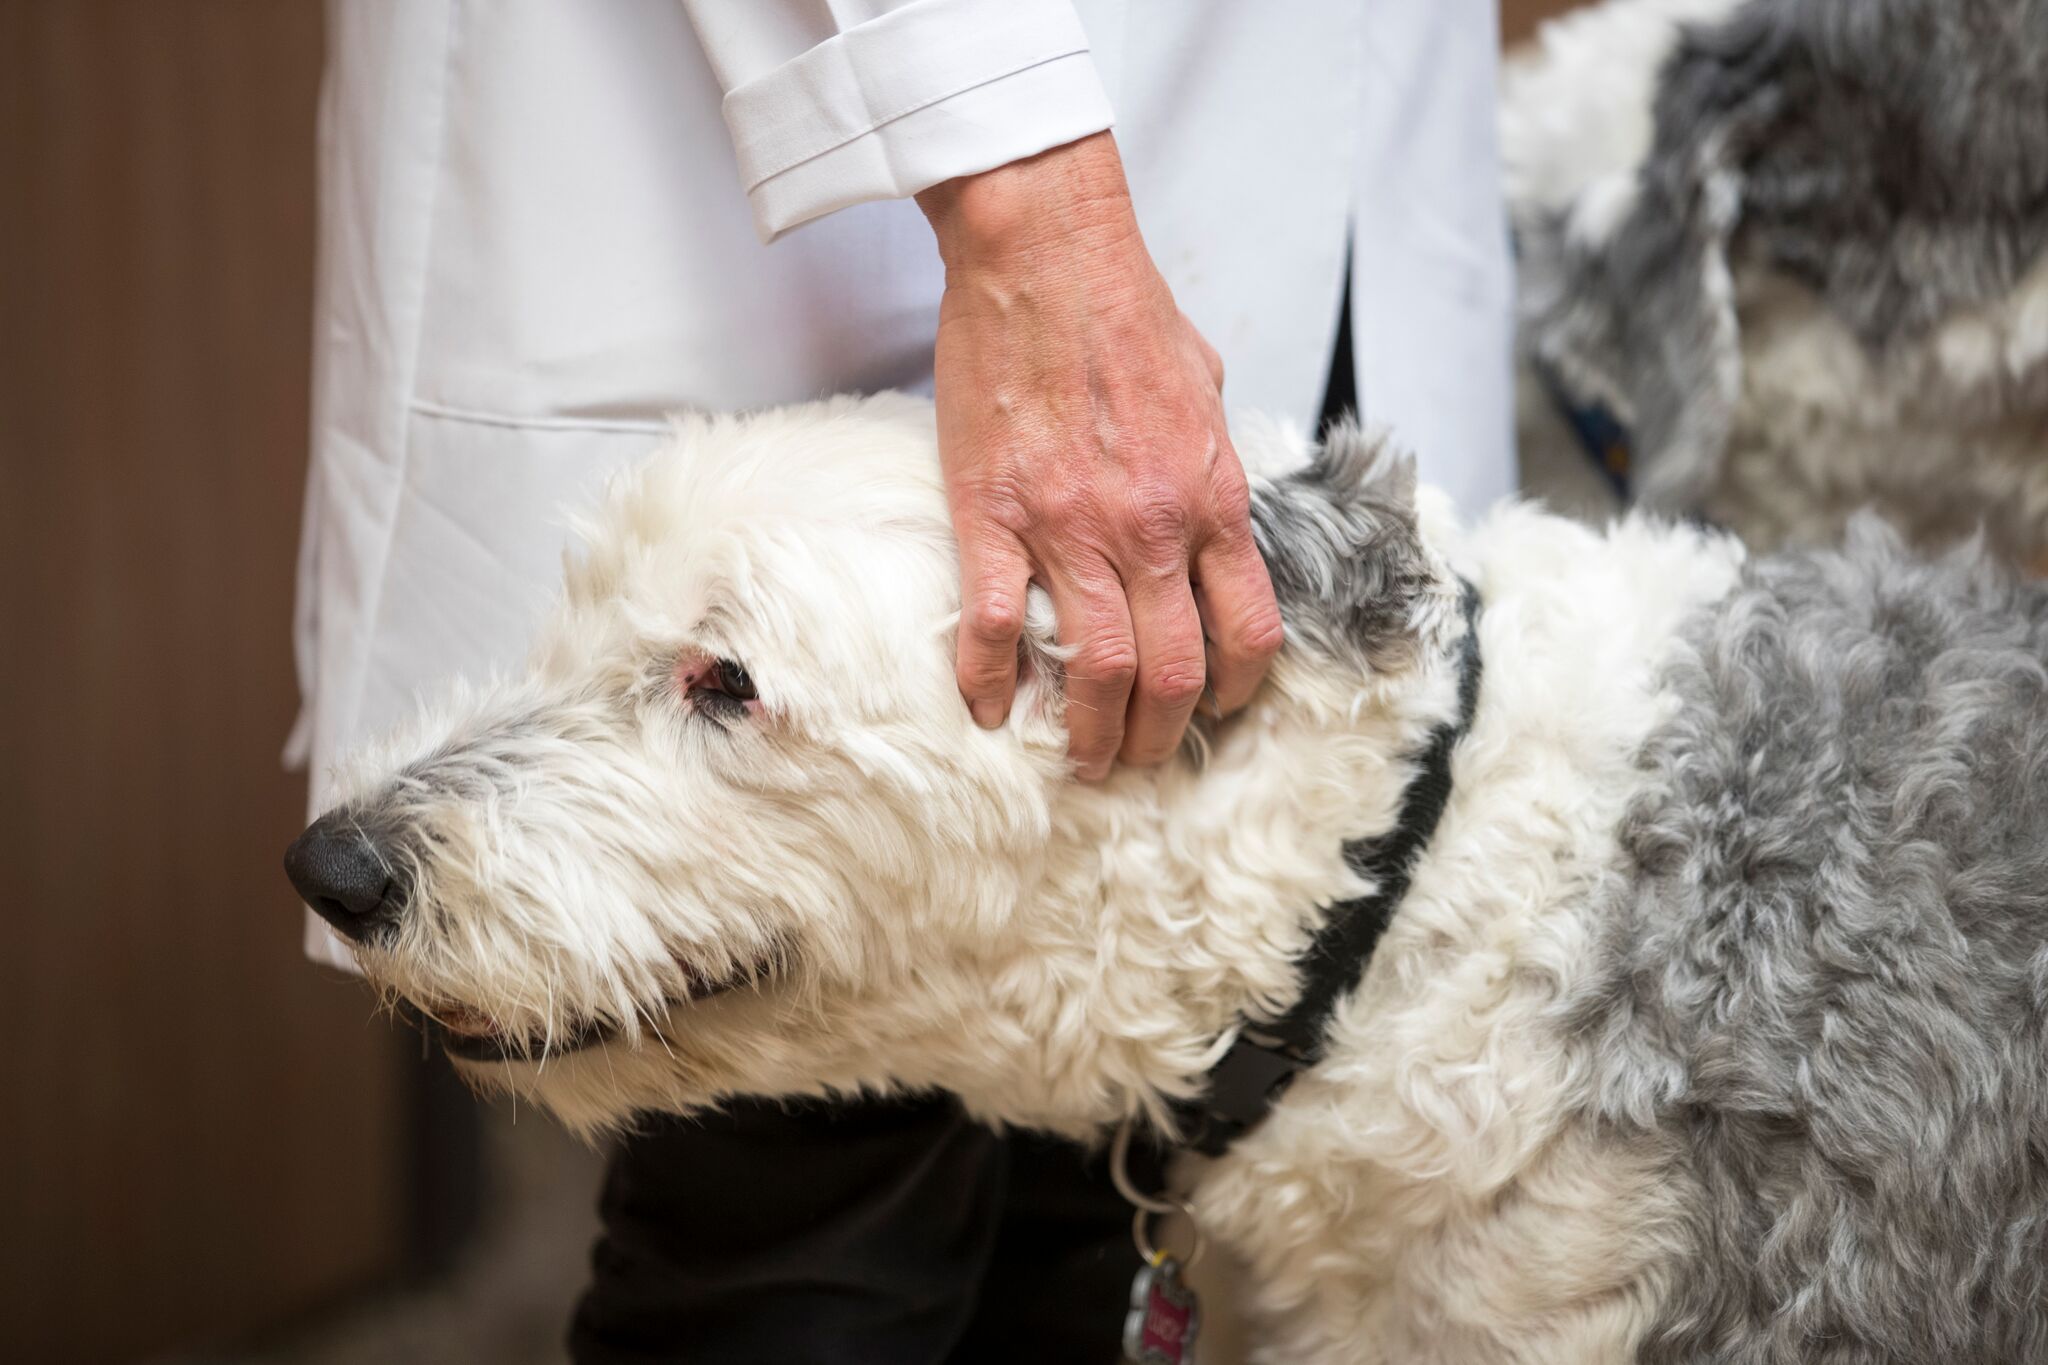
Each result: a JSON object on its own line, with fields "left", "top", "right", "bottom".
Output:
{"left": 1507, "top": 0, "right": 2048, "bottom": 562}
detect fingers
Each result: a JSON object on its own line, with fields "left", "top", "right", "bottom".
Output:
{"left": 1119, "top": 568, "right": 1208, "bottom": 767}
{"left": 1193, "top": 535, "right": 1284, "bottom": 714}
{"left": 955, "top": 524, "right": 1031, "bottom": 728}
{"left": 1044, "top": 566, "right": 1137, "bottom": 782}
{"left": 1192, "top": 461, "right": 1284, "bottom": 714}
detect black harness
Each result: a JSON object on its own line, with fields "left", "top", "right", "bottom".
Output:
{"left": 1176, "top": 581, "right": 1484, "bottom": 1158}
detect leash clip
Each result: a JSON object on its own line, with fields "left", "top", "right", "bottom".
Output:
{"left": 1112, "top": 1118, "right": 1205, "bottom": 1365}
{"left": 1111, "top": 1117, "right": 1206, "bottom": 1270}
{"left": 1180, "top": 1028, "right": 1308, "bottom": 1158}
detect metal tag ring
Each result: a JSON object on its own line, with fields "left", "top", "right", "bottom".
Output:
{"left": 1132, "top": 1200, "right": 1206, "bottom": 1271}
{"left": 1110, "top": 1117, "right": 1179, "bottom": 1214}
{"left": 1111, "top": 1116, "right": 1206, "bottom": 1268}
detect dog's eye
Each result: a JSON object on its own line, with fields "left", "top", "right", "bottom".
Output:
{"left": 704, "top": 659, "right": 756, "bottom": 702}
{"left": 675, "top": 653, "right": 760, "bottom": 721}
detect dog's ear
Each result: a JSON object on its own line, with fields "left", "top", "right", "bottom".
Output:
{"left": 1249, "top": 423, "right": 1436, "bottom": 669}
{"left": 1308, "top": 421, "right": 1419, "bottom": 514}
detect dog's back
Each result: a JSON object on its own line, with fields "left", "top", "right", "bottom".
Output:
{"left": 1585, "top": 518, "right": 2048, "bottom": 1361}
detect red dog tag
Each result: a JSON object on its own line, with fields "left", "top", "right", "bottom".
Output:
{"left": 1123, "top": 1253, "right": 1201, "bottom": 1364}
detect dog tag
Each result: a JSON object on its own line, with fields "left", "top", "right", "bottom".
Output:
{"left": 1123, "top": 1252, "right": 1201, "bottom": 1365}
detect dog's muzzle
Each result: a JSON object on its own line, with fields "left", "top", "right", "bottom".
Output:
{"left": 285, "top": 812, "right": 406, "bottom": 944}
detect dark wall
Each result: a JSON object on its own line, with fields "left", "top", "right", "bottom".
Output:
{"left": 1503, "top": 0, "right": 1595, "bottom": 45}
{"left": 0, "top": 5, "right": 410, "bottom": 1360}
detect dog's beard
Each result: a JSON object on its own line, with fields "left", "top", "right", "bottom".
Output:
{"left": 364, "top": 937, "right": 789, "bottom": 1065}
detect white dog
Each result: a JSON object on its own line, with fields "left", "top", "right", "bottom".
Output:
{"left": 289, "top": 394, "right": 2048, "bottom": 1363}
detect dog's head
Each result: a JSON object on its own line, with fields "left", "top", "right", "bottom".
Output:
{"left": 286, "top": 393, "right": 1442, "bottom": 1133}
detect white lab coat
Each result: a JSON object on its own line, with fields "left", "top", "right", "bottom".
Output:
{"left": 297, "top": 0, "right": 1513, "bottom": 966}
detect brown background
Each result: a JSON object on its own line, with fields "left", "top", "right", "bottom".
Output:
{"left": 0, "top": 5, "right": 408, "bottom": 1362}
{"left": 1504, "top": 0, "right": 1587, "bottom": 44}
{"left": 0, "top": 2, "right": 1589, "bottom": 1360}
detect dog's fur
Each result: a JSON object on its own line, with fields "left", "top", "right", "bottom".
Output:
{"left": 1505, "top": 0, "right": 2048, "bottom": 562}
{"left": 315, "top": 395, "right": 2048, "bottom": 1362}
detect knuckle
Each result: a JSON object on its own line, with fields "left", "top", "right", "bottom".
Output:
{"left": 1144, "top": 661, "right": 1208, "bottom": 709}
{"left": 1029, "top": 480, "right": 1094, "bottom": 536}
{"left": 957, "top": 652, "right": 1011, "bottom": 693}
{"left": 1229, "top": 602, "right": 1287, "bottom": 662}
{"left": 964, "top": 591, "right": 1025, "bottom": 643}
{"left": 1073, "top": 638, "right": 1139, "bottom": 690}
{"left": 953, "top": 477, "right": 1031, "bottom": 535}
{"left": 1125, "top": 484, "right": 1195, "bottom": 551}
{"left": 1208, "top": 464, "right": 1254, "bottom": 527}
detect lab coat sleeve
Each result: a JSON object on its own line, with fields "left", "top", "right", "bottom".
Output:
{"left": 680, "top": 0, "right": 1115, "bottom": 241}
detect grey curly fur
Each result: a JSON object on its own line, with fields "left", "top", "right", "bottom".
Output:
{"left": 1249, "top": 426, "right": 1437, "bottom": 671}
{"left": 1522, "top": 0, "right": 2048, "bottom": 510}
{"left": 1577, "top": 519, "right": 2048, "bottom": 1361}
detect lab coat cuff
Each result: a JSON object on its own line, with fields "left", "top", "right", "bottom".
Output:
{"left": 724, "top": 0, "right": 1115, "bottom": 241}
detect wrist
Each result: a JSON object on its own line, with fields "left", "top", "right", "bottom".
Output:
{"left": 918, "top": 131, "right": 1141, "bottom": 275}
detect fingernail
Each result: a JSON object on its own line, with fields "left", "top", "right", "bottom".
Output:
{"left": 971, "top": 699, "right": 1005, "bottom": 729}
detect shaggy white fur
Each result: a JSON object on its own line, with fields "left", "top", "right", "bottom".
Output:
{"left": 319, "top": 395, "right": 1754, "bottom": 1362}
{"left": 1196, "top": 498, "right": 1740, "bottom": 1363}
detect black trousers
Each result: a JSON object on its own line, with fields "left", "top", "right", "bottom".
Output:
{"left": 570, "top": 1095, "right": 1161, "bottom": 1363}
{"left": 570, "top": 276, "right": 1359, "bottom": 1365}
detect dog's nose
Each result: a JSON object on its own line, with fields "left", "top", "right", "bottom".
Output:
{"left": 285, "top": 814, "right": 403, "bottom": 943}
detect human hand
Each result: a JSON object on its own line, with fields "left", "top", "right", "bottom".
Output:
{"left": 916, "top": 132, "right": 1283, "bottom": 781}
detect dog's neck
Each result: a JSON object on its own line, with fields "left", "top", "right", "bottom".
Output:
{"left": 929, "top": 432, "right": 1477, "bottom": 1138}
